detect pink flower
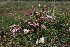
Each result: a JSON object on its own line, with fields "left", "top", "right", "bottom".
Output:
{"left": 29, "top": 23, "right": 40, "bottom": 27}
{"left": 35, "top": 23, "right": 40, "bottom": 26}
{"left": 26, "top": 14, "right": 30, "bottom": 16}
{"left": 23, "top": 29, "right": 30, "bottom": 34}
{"left": 40, "top": 16, "right": 46, "bottom": 19}
{"left": 46, "top": 15, "right": 53, "bottom": 19}
{"left": 34, "top": 11, "right": 38, "bottom": 14}
{"left": 23, "top": 29, "right": 34, "bottom": 34}
{"left": 10, "top": 24, "right": 19, "bottom": 27}
{"left": 41, "top": 24, "right": 47, "bottom": 29}
{"left": 39, "top": 37, "right": 44, "bottom": 44}
{"left": 28, "top": 22, "right": 31, "bottom": 24}
{"left": 11, "top": 29, "right": 16, "bottom": 33}
{"left": 29, "top": 24, "right": 35, "bottom": 26}
{"left": 10, "top": 24, "right": 21, "bottom": 35}
{"left": 15, "top": 27, "right": 21, "bottom": 31}
{"left": 43, "top": 10, "right": 46, "bottom": 13}
{"left": 44, "top": 5, "right": 47, "bottom": 8}
{"left": 24, "top": 20, "right": 30, "bottom": 22}
{"left": 36, "top": 37, "right": 44, "bottom": 44}
{"left": 11, "top": 26, "right": 21, "bottom": 32}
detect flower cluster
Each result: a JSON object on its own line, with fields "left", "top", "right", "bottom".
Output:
{"left": 36, "top": 36, "right": 44, "bottom": 44}
{"left": 10, "top": 24, "right": 21, "bottom": 35}
{"left": 10, "top": 4, "right": 53, "bottom": 44}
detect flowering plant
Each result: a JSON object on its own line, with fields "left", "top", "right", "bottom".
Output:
{"left": 0, "top": 2, "right": 69, "bottom": 47}
{"left": 9, "top": 4, "right": 54, "bottom": 45}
